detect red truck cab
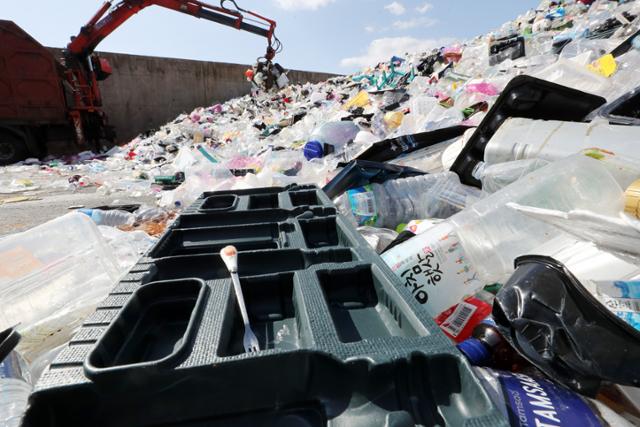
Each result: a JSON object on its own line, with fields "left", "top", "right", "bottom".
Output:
{"left": 0, "top": 20, "right": 83, "bottom": 164}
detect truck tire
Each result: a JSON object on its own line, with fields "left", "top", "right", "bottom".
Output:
{"left": 0, "top": 131, "right": 28, "bottom": 165}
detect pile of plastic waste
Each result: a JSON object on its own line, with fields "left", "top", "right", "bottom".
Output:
{"left": 3, "top": 0, "right": 640, "bottom": 425}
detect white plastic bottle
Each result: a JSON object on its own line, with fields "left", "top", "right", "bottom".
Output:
{"left": 303, "top": 121, "right": 360, "bottom": 160}
{"left": 381, "top": 154, "right": 625, "bottom": 317}
{"left": 78, "top": 208, "right": 134, "bottom": 227}
{"left": 335, "top": 172, "right": 482, "bottom": 229}
{"left": 474, "top": 367, "right": 633, "bottom": 427}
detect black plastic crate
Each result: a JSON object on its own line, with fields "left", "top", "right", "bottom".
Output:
{"left": 22, "top": 185, "right": 508, "bottom": 427}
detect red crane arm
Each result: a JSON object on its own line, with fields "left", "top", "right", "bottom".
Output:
{"left": 67, "top": 0, "right": 278, "bottom": 60}
{"left": 61, "top": 0, "right": 280, "bottom": 148}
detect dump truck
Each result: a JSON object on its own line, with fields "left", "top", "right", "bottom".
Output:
{"left": 0, "top": 0, "right": 281, "bottom": 165}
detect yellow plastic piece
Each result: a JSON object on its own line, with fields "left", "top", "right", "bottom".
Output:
{"left": 343, "top": 90, "right": 370, "bottom": 110}
{"left": 588, "top": 54, "right": 617, "bottom": 78}
{"left": 625, "top": 179, "right": 640, "bottom": 219}
{"left": 384, "top": 111, "right": 404, "bottom": 130}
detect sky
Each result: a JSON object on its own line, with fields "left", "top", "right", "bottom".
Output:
{"left": 2, "top": 0, "right": 540, "bottom": 74}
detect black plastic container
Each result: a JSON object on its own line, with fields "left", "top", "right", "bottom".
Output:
{"left": 355, "top": 125, "right": 469, "bottom": 163}
{"left": 489, "top": 35, "right": 526, "bottom": 65}
{"left": 493, "top": 255, "right": 640, "bottom": 396}
{"left": 450, "top": 75, "right": 607, "bottom": 187}
{"left": 22, "top": 185, "right": 508, "bottom": 427}
{"left": 593, "top": 85, "right": 640, "bottom": 126}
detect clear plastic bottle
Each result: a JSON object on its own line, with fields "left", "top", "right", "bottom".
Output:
{"left": 0, "top": 378, "right": 31, "bottom": 427}
{"left": 335, "top": 172, "right": 482, "bottom": 229}
{"left": 1, "top": 334, "right": 32, "bottom": 427}
{"left": 78, "top": 208, "right": 134, "bottom": 227}
{"left": 477, "top": 158, "right": 550, "bottom": 194}
{"left": 381, "top": 155, "right": 625, "bottom": 317}
{"left": 474, "top": 367, "right": 634, "bottom": 427}
{"left": 303, "top": 121, "right": 360, "bottom": 160}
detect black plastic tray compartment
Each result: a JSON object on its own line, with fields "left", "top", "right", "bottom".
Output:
{"left": 199, "top": 186, "right": 285, "bottom": 199}
{"left": 248, "top": 192, "right": 280, "bottom": 209}
{"left": 299, "top": 216, "right": 355, "bottom": 249}
{"left": 200, "top": 194, "right": 239, "bottom": 211}
{"left": 84, "top": 279, "right": 207, "bottom": 378}
{"left": 150, "top": 223, "right": 294, "bottom": 258}
{"left": 173, "top": 207, "right": 337, "bottom": 229}
{"left": 352, "top": 353, "right": 493, "bottom": 426}
{"left": 450, "top": 75, "right": 607, "bottom": 187}
{"left": 289, "top": 189, "right": 321, "bottom": 206}
{"left": 317, "top": 265, "right": 421, "bottom": 343}
{"left": 218, "top": 272, "right": 301, "bottom": 356}
{"left": 144, "top": 249, "right": 356, "bottom": 283}
{"left": 317, "top": 353, "right": 493, "bottom": 426}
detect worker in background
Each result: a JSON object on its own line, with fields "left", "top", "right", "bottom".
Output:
{"left": 245, "top": 60, "right": 289, "bottom": 96}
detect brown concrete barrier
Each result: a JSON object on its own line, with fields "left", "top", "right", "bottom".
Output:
{"left": 49, "top": 49, "right": 338, "bottom": 143}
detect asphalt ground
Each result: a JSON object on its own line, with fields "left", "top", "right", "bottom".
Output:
{"left": 0, "top": 187, "right": 156, "bottom": 237}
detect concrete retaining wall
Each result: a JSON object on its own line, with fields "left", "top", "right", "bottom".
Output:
{"left": 50, "top": 49, "right": 337, "bottom": 142}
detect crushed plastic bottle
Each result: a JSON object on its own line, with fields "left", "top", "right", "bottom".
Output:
{"left": 78, "top": 208, "right": 135, "bottom": 227}
{"left": 335, "top": 172, "right": 482, "bottom": 229}
{"left": 303, "top": 121, "right": 360, "bottom": 160}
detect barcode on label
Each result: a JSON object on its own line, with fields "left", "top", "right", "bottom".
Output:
{"left": 365, "top": 197, "right": 375, "bottom": 213}
{"left": 352, "top": 191, "right": 376, "bottom": 216}
{"left": 603, "top": 297, "right": 640, "bottom": 313}
{"left": 440, "top": 302, "right": 477, "bottom": 337}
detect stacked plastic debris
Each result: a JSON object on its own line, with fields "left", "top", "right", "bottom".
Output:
{"left": 3, "top": 0, "right": 640, "bottom": 425}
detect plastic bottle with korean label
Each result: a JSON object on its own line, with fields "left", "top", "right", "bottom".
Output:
{"left": 381, "top": 154, "right": 625, "bottom": 318}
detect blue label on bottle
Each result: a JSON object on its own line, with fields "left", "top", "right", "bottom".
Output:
{"left": 498, "top": 371, "right": 602, "bottom": 427}
{"left": 346, "top": 185, "right": 378, "bottom": 226}
{"left": 596, "top": 281, "right": 640, "bottom": 332}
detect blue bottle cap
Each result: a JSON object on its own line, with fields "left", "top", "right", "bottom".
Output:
{"left": 303, "top": 140, "right": 324, "bottom": 160}
{"left": 458, "top": 338, "right": 491, "bottom": 366}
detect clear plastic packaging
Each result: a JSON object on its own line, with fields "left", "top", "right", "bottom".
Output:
{"left": 0, "top": 213, "right": 121, "bottom": 356}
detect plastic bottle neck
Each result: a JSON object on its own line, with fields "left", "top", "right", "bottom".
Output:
{"left": 458, "top": 338, "right": 492, "bottom": 366}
